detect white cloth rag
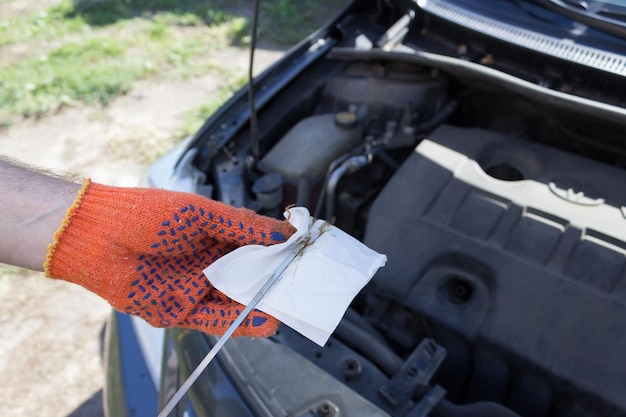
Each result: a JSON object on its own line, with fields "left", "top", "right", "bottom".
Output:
{"left": 204, "top": 207, "right": 387, "bottom": 346}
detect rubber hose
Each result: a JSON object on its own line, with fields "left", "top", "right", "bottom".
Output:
{"left": 334, "top": 319, "right": 404, "bottom": 376}
{"left": 433, "top": 398, "right": 522, "bottom": 417}
{"left": 344, "top": 308, "right": 386, "bottom": 343}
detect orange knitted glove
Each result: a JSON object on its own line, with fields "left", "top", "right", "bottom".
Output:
{"left": 44, "top": 180, "right": 295, "bottom": 337}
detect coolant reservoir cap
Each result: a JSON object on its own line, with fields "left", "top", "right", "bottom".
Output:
{"left": 335, "top": 111, "right": 358, "bottom": 128}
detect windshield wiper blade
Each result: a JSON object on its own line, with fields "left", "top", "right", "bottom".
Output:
{"left": 596, "top": 7, "right": 626, "bottom": 21}
{"left": 505, "top": 0, "right": 559, "bottom": 23}
{"left": 528, "top": 0, "right": 626, "bottom": 38}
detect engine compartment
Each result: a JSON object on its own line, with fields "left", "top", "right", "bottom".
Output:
{"left": 199, "top": 55, "right": 626, "bottom": 416}
{"left": 364, "top": 124, "right": 626, "bottom": 415}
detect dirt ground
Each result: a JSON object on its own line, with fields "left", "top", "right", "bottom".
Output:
{"left": 0, "top": 48, "right": 283, "bottom": 417}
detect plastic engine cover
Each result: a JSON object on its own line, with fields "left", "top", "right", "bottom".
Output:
{"left": 364, "top": 125, "right": 626, "bottom": 413}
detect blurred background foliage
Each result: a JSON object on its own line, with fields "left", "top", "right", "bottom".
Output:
{"left": 0, "top": 0, "right": 345, "bottom": 124}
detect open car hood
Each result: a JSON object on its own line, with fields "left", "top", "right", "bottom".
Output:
{"left": 129, "top": 0, "right": 626, "bottom": 416}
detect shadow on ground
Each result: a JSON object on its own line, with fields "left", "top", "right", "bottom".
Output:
{"left": 63, "top": 0, "right": 345, "bottom": 47}
{"left": 66, "top": 0, "right": 246, "bottom": 26}
{"left": 66, "top": 390, "right": 104, "bottom": 417}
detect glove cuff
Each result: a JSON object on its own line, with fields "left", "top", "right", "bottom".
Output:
{"left": 44, "top": 178, "right": 93, "bottom": 283}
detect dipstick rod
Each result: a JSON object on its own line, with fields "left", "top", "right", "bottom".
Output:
{"left": 157, "top": 235, "right": 312, "bottom": 417}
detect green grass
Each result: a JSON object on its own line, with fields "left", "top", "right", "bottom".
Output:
{"left": 0, "top": 0, "right": 345, "bottom": 123}
{"left": 2, "top": 37, "right": 143, "bottom": 117}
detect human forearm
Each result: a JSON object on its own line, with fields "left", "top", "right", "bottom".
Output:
{"left": 1, "top": 156, "right": 295, "bottom": 336}
{"left": 0, "top": 158, "right": 81, "bottom": 271}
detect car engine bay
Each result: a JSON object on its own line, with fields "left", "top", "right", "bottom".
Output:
{"left": 184, "top": 3, "right": 626, "bottom": 417}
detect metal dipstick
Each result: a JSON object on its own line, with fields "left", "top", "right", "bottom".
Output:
{"left": 157, "top": 232, "right": 314, "bottom": 417}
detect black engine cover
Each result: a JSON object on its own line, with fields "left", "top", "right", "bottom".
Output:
{"left": 364, "top": 125, "right": 626, "bottom": 414}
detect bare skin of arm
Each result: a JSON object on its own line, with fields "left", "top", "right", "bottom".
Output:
{"left": 0, "top": 157, "right": 290, "bottom": 336}
{"left": 0, "top": 158, "right": 80, "bottom": 271}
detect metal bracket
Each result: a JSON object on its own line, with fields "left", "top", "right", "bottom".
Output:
{"left": 378, "top": 338, "right": 447, "bottom": 409}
